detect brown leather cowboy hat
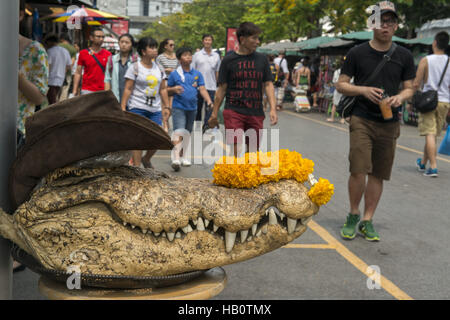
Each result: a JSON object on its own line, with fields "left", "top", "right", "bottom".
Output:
{"left": 9, "top": 90, "right": 173, "bottom": 210}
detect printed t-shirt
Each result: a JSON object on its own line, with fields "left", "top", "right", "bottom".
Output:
{"left": 218, "top": 51, "right": 272, "bottom": 116}
{"left": 77, "top": 48, "right": 111, "bottom": 92}
{"left": 124, "top": 61, "right": 166, "bottom": 112}
{"left": 168, "top": 68, "right": 205, "bottom": 111}
{"left": 18, "top": 40, "right": 49, "bottom": 134}
{"left": 341, "top": 42, "right": 415, "bottom": 122}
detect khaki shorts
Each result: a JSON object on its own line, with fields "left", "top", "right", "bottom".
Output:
{"left": 418, "top": 101, "right": 450, "bottom": 136}
{"left": 349, "top": 116, "right": 400, "bottom": 181}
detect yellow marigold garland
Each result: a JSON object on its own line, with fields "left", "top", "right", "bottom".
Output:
{"left": 212, "top": 149, "right": 334, "bottom": 206}
{"left": 212, "top": 150, "right": 311, "bottom": 188}
{"left": 308, "top": 178, "right": 335, "bottom": 206}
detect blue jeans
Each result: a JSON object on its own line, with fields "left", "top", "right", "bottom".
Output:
{"left": 172, "top": 107, "right": 197, "bottom": 133}
{"left": 128, "top": 108, "right": 162, "bottom": 126}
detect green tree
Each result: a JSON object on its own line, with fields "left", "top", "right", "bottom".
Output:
{"left": 396, "top": 0, "right": 450, "bottom": 39}
{"left": 141, "top": 0, "right": 247, "bottom": 49}
{"left": 243, "top": 0, "right": 328, "bottom": 42}
{"left": 140, "top": 0, "right": 447, "bottom": 48}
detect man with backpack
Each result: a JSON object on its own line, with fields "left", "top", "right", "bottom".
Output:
{"left": 413, "top": 31, "right": 450, "bottom": 177}
{"left": 336, "top": 1, "right": 415, "bottom": 242}
{"left": 72, "top": 27, "right": 111, "bottom": 96}
{"left": 274, "top": 51, "right": 289, "bottom": 110}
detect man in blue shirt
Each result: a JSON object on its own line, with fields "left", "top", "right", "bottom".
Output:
{"left": 167, "top": 47, "right": 213, "bottom": 171}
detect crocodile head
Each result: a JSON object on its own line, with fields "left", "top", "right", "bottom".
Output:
{"left": 0, "top": 165, "right": 319, "bottom": 277}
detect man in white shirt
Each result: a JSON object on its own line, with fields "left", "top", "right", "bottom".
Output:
{"left": 413, "top": 31, "right": 450, "bottom": 177}
{"left": 274, "top": 51, "right": 289, "bottom": 110}
{"left": 44, "top": 34, "right": 72, "bottom": 104}
{"left": 192, "top": 34, "right": 221, "bottom": 128}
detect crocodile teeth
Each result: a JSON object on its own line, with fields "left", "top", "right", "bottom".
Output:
{"left": 184, "top": 225, "right": 193, "bottom": 233}
{"left": 154, "top": 232, "right": 160, "bottom": 237}
{"left": 256, "top": 229, "right": 262, "bottom": 237}
{"left": 161, "top": 232, "right": 166, "bottom": 238}
{"left": 197, "top": 217, "right": 205, "bottom": 231}
{"left": 123, "top": 222, "right": 127, "bottom": 226}
{"left": 175, "top": 232, "right": 181, "bottom": 239}
{"left": 268, "top": 208, "right": 277, "bottom": 225}
{"left": 204, "top": 219, "right": 210, "bottom": 228}
{"left": 131, "top": 225, "right": 136, "bottom": 229}
{"left": 225, "top": 231, "right": 237, "bottom": 253}
{"left": 192, "top": 219, "right": 197, "bottom": 226}
{"left": 142, "top": 229, "right": 148, "bottom": 234}
{"left": 271, "top": 207, "right": 285, "bottom": 222}
{"left": 167, "top": 232, "right": 175, "bottom": 241}
{"left": 301, "top": 217, "right": 312, "bottom": 225}
{"left": 287, "top": 218, "right": 297, "bottom": 234}
{"left": 213, "top": 224, "right": 219, "bottom": 232}
{"left": 262, "top": 224, "right": 268, "bottom": 234}
{"left": 251, "top": 224, "right": 258, "bottom": 236}
{"left": 240, "top": 230, "right": 248, "bottom": 243}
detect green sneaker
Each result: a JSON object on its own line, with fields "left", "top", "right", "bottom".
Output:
{"left": 358, "top": 220, "right": 380, "bottom": 241}
{"left": 340, "top": 214, "right": 360, "bottom": 240}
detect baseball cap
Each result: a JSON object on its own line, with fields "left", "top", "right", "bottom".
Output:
{"left": 373, "top": 1, "right": 398, "bottom": 19}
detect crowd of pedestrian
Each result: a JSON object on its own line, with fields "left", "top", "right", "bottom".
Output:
{"left": 15, "top": 0, "right": 449, "bottom": 257}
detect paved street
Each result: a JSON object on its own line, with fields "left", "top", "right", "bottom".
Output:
{"left": 13, "top": 103, "right": 450, "bottom": 300}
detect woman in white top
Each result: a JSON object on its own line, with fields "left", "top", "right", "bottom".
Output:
{"left": 121, "top": 37, "right": 170, "bottom": 168}
{"left": 156, "top": 39, "right": 178, "bottom": 131}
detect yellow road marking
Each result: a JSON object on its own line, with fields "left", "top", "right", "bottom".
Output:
{"left": 308, "top": 220, "right": 413, "bottom": 300}
{"left": 285, "top": 110, "right": 450, "bottom": 164}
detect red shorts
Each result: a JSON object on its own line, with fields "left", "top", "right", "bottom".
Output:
{"left": 223, "top": 109, "right": 264, "bottom": 149}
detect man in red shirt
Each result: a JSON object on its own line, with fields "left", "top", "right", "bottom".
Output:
{"left": 72, "top": 27, "right": 111, "bottom": 96}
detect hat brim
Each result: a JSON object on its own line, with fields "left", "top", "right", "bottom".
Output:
{"left": 9, "top": 91, "right": 173, "bottom": 209}
{"left": 380, "top": 9, "right": 398, "bottom": 19}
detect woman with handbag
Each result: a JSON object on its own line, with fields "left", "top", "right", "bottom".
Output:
{"left": 413, "top": 31, "right": 450, "bottom": 177}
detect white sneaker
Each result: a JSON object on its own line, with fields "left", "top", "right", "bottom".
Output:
{"left": 181, "top": 158, "right": 191, "bottom": 166}
{"left": 171, "top": 159, "right": 181, "bottom": 171}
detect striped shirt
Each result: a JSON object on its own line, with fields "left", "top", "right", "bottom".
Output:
{"left": 156, "top": 54, "right": 179, "bottom": 76}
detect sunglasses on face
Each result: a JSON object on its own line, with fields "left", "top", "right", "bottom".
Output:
{"left": 380, "top": 19, "right": 397, "bottom": 27}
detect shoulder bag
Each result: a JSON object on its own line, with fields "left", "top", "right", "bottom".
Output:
{"left": 337, "top": 43, "right": 397, "bottom": 118}
{"left": 413, "top": 56, "right": 449, "bottom": 113}
{"left": 89, "top": 48, "right": 106, "bottom": 74}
